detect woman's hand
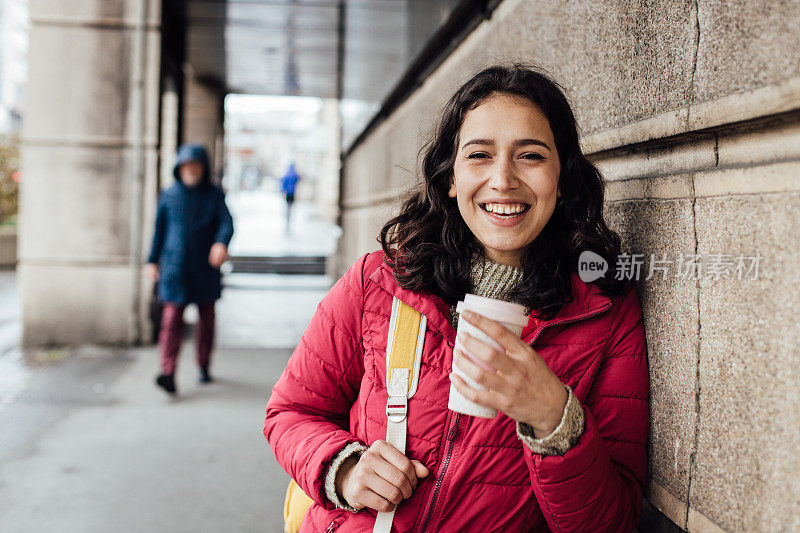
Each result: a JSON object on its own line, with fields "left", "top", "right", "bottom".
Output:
{"left": 335, "top": 440, "right": 429, "bottom": 512}
{"left": 449, "top": 310, "right": 568, "bottom": 437}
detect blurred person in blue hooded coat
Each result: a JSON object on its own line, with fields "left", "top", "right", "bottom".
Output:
{"left": 280, "top": 161, "right": 300, "bottom": 233}
{"left": 146, "top": 143, "right": 234, "bottom": 394}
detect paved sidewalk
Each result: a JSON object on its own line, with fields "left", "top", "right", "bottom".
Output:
{"left": 0, "top": 272, "right": 331, "bottom": 533}
{"left": 226, "top": 190, "right": 341, "bottom": 258}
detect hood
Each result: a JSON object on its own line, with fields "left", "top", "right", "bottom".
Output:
{"left": 173, "top": 143, "right": 210, "bottom": 183}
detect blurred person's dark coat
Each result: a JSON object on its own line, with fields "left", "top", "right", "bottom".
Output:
{"left": 147, "top": 144, "right": 234, "bottom": 304}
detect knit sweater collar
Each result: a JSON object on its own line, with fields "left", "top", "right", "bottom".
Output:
{"left": 448, "top": 256, "right": 525, "bottom": 329}
{"left": 468, "top": 257, "right": 524, "bottom": 302}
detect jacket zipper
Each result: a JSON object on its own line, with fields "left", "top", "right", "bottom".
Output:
{"left": 413, "top": 303, "right": 611, "bottom": 531}
{"left": 526, "top": 302, "right": 612, "bottom": 346}
{"left": 419, "top": 412, "right": 460, "bottom": 531}
{"left": 325, "top": 515, "right": 343, "bottom": 533}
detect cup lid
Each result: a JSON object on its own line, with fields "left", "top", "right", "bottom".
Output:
{"left": 456, "top": 293, "right": 528, "bottom": 327}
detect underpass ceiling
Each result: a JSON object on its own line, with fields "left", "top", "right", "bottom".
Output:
{"left": 179, "top": 0, "right": 342, "bottom": 98}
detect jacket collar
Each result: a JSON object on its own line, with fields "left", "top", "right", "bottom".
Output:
{"left": 368, "top": 259, "right": 612, "bottom": 346}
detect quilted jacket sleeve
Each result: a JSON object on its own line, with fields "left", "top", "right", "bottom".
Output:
{"left": 263, "top": 254, "right": 370, "bottom": 510}
{"left": 524, "top": 284, "right": 650, "bottom": 532}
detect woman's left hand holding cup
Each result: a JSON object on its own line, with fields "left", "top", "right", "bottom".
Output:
{"left": 449, "top": 310, "right": 568, "bottom": 438}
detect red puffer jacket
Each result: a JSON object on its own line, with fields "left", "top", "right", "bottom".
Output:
{"left": 264, "top": 251, "right": 649, "bottom": 532}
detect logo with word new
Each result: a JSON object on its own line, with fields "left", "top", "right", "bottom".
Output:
{"left": 578, "top": 251, "right": 608, "bottom": 283}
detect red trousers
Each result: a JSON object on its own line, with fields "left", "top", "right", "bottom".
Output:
{"left": 158, "top": 301, "right": 216, "bottom": 375}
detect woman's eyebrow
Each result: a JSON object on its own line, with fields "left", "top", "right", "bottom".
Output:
{"left": 461, "top": 138, "right": 494, "bottom": 149}
{"left": 514, "top": 138, "right": 552, "bottom": 151}
{"left": 460, "top": 138, "right": 551, "bottom": 151}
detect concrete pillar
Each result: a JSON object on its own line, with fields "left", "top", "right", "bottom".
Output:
{"left": 317, "top": 98, "right": 342, "bottom": 225}
{"left": 20, "top": 0, "right": 162, "bottom": 346}
{"left": 182, "top": 74, "right": 224, "bottom": 183}
{"left": 159, "top": 74, "right": 180, "bottom": 191}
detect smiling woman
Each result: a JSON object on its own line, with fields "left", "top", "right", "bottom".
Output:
{"left": 448, "top": 93, "right": 562, "bottom": 266}
{"left": 264, "top": 64, "right": 650, "bottom": 533}
{"left": 381, "top": 65, "right": 627, "bottom": 321}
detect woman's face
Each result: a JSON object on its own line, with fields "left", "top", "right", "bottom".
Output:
{"left": 449, "top": 93, "right": 561, "bottom": 266}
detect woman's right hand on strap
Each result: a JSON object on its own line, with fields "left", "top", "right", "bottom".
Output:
{"left": 335, "top": 440, "right": 430, "bottom": 512}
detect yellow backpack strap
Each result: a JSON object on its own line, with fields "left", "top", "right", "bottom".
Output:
{"left": 374, "top": 297, "right": 426, "bottom": 533}
{"left": 385, "top": 296, "right": 426, "bottom": 399}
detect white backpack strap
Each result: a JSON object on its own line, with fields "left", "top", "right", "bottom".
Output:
{"left": 374, "top": 297, "right": 426, "bottom": 533}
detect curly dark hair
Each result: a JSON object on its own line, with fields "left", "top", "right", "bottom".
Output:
{"left": 379, "top": 64, "right": 627, "bottom": 320}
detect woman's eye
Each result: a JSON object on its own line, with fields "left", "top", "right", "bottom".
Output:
{"left": 467, "top": 152, "right": 490, "bottom": 159}
{"left": 521, "top": 153, "right": 545, "bottom": 160}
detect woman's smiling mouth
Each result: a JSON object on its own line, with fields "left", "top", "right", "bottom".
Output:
{"left": 479, "top": 202, "right": 531, "bottom": 226}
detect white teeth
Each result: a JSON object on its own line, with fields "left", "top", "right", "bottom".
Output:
{"left": 483, "top": 202, "right": 527, "bottom": 215}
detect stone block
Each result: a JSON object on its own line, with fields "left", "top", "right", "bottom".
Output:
{"left": 19, "top": 144, "right": 158, "bottom": 263}
{"left": 605, "top": 196, "right": 699, "bottom": 526}
{"left": 24, "top": 24, "right": 160, "bottom": 146}
{"left": 20, "top": 263, "right": 136, "bottom": 346}
{"left": 691, "top": 191, "right": 800, "bottom": 532}
{"left": 692, "top": 1, "right": 800, "bottom": 104}
{"left": 29, "top": 0, "right": 160, "bottom": 27}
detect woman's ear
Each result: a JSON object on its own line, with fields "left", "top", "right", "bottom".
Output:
{"left": 447, "top": 177, "right": 457, "bottom": 198}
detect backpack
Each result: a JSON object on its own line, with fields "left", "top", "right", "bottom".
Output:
{"left": 283, "top": 296, "right": 426, "bottom": 533}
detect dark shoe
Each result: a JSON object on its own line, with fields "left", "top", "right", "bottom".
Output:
{"left": 199, "top": 366, "right": 213, "bottom": 384}
{"left": 155, "top": 374, "right": 177, "bottom": 394}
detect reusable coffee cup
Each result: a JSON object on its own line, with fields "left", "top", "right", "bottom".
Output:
{"left": 448, "top": 294, "right": 529, "bottom": 418}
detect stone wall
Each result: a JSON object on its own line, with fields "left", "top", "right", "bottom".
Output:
{"left": 338, "top": 0, "right": 800, "bottom": 530}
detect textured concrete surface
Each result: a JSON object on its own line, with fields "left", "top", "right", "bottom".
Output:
{"left": 599, "top": 117, "right": 800, "bottom": 531}
{"left": 475, "top": 0, "right": 698, "bottom": 132}
{"left": 692, "top": 1, "right": 800, "bottom": 104}
{"left": 690, "top": 192, "right": 800, "bottom": 532}
{"left": 605, "top": 196, "right": 699, "bottom": 523}
{"left": 337, "top": 202, "right": 396, "bottom": 275}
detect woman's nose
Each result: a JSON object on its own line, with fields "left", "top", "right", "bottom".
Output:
{"left": 488, "top": 159, "right": 519, "bottom": 190}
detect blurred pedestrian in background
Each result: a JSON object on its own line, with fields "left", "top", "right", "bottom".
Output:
{"left": 146, "top": 143, "right": 234, "bottom": 395}
{"left": 280, "top": 161, "right": 300, "bottom": 234}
